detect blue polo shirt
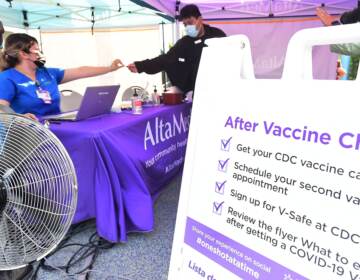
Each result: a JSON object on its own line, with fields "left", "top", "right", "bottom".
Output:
{"left": 0, "top": 67, "right": 65, "bottom": 116}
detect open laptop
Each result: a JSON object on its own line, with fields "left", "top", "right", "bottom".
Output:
{"left": 43, "top": 85, "right": 120, "bottom": 121}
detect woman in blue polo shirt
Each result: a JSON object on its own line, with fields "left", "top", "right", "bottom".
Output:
{"left": 0, "top": 33, "right": 123, "bottom": 120}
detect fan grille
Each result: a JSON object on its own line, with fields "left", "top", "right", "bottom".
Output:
{"left": 0, "top": 114, "right": 77, "bottom": 270}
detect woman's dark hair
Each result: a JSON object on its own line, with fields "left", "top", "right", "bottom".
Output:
{"left": 0, "top": 33, "right": 38, "bottom": 71}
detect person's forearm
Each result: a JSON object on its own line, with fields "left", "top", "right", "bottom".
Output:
{"left": 135, "top": 58, "right": 165, "bottom": 74}
{"left": 136, "top": 43, "right": 182, "bottom": 74}
{"left": 62, "top": 66, "right": 113, "bottom": 83}
{"left": 77, "top": 66, "right": 113, "bottom": 77}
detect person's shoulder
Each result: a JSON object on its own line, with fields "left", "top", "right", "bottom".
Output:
{"left": 0, "top": 68, "right": 15, "bottom": 76}
{"left": 177, "top": 35, "right": 193, "bottom": 44}
{"left": 39, "top": 66, "right": 62, "bottom": 71}
{"left": 38, "top": 67, "right": 63, "bottom": 76}
{"left": 205, "top": 24, "right": 226, "bottom": 37}
{"left": 0, "top": 68, "right": 16, "bottom": 80}
{"left": 173, "top": 35, "right": 193, "bottom": 49}
{"left": 0, "top": 69, "right": 16, "bottom": 89}
{"left": 37, "top": 66, "right": 52, "bottom": 73}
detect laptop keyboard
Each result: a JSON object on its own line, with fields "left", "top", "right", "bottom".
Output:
{"left": 59, "top": 112, "right": 77, "bottom": 120}
{"left": 59, "top": 111, "right": 77, "bottom": 117}
{"left": 42, "top": 111, "right": 78, "bottom": 120}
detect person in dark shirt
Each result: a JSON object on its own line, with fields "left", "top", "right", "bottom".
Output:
{"left": 316, "top": 6, "right": 360, "bottom": 26}
{"left": 316, "top": 6, "right": 360, "bottom": 56}
{"left": 127, "top": 4, "right": 226, "bottom": 94}
{"left": 337, "top": 7, "right": 360, "bottom": 24}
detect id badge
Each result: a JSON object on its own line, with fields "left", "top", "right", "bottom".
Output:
{"left": 36, "top": 88, "right": 52, "bottom": 104}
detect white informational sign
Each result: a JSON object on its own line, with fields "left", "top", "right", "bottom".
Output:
{"left": 169, "top": 25, "right": 360, "bottom": 280}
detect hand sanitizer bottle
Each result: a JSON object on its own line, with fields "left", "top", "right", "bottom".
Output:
{"left": 131, "top": 88, "right": 142, "bottom": 114}
{"left": 152, "top": 85, "right": 160, "bottom": 106}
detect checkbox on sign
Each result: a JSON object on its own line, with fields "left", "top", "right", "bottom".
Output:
{"left": 220, "top": 137, "right": 232, "bottom": 152}
{"left": 213, "top": 201, "right": 224, "bottom": 215}
{"left": 218, "top": 158, "right": 230, "bottom": 172}
{"left": 215, "top": 180, "right": 226, "bottom": 194}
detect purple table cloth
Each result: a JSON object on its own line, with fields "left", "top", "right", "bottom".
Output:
{"left": 50, "top": 103, "right": 191, "bottom": 242}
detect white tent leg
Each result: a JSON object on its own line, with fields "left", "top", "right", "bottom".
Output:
{"left": 174, "top": 19, "right": 180, "bottom": 43}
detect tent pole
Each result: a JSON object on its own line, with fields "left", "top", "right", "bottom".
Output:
{"left": 118, "top": 0, "right": 122, "bottom": 12}
{"left": 91, "top": 7, "right": 95, "bottom": 35}
{"left": 38, "top": 27, "right": 43, "bottom": 52}
{"left": 161, "top": 22, "right": 165, "bottom": 53}
{"left": 174, "top": 20, "right": 180, "bottom": 42}
{"left": 175, "top": 0, "right": 180, "bottom": 41}
{"left": 160, "top": 22, "right": 166, "bottom": 87}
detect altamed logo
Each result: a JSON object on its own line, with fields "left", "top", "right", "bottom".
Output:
{"left": 144, "top": 112, "right": 191, "bottom": 150}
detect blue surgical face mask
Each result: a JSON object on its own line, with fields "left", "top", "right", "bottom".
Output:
{"left": 185, "top": 25, "right": 199, "bottom": 38}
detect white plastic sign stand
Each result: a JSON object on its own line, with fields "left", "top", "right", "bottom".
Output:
{"left": 168, "top": 24, "right": 360, "bottom": 280}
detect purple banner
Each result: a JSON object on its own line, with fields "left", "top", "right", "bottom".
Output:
{"left": 211, "top": 19, "right": 337, "bottom": 79}
{"left": 184, "top": 217, "right": 308, "bottom": 280}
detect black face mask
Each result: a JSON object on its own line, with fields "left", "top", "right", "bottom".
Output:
{"left": 34, "top": 58, "right": 46, "bottom": 68}
{"left": 31, "top": 51, "right": 46, "bottom": 68}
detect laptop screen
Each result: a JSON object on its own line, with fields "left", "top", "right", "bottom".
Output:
{"left": 76, "top": 85, "right": 120, "bottom": 121}
{"left": 42, "top": 85, "right": 120, "bottom": 121}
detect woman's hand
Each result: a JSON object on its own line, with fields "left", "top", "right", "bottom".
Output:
{"left": 24, "top": 113, "right": 38, "bottom": 121}
{"left": 110, "top": 59, "right": 124, "bottom": 72}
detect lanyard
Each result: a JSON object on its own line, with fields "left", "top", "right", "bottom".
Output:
{"left": 35, "top": 81, "right": 52, "bottom": 104}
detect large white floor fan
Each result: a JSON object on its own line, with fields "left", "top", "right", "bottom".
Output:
{"left": 0, "top": 113, "right": 77, "bottom": 279}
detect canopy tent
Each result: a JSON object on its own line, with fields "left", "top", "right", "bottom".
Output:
{"left": 141, "top": 0, "right": 357, "bottom": 19}
{"left": 140, "top": 0, "right": 358, "bottom": 79}
{"left": 0, "top": 0, "right": 173, "bottom": 30}
{"left": 0, "top": 0, "right": 357, "bottom": 80}
{"left": 1, "top": 0, "right": 355, "bottom": 31}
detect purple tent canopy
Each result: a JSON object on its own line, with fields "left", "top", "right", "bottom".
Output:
{"left": 142, "top": 0, "right": 356, "bottom": 19}
{"left": 141, "top": 0, "right": 357, "bottom": 79}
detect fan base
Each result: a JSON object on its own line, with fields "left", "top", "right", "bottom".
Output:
{"left": 0, "top": 265, "right": 33, "bottom": 280}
